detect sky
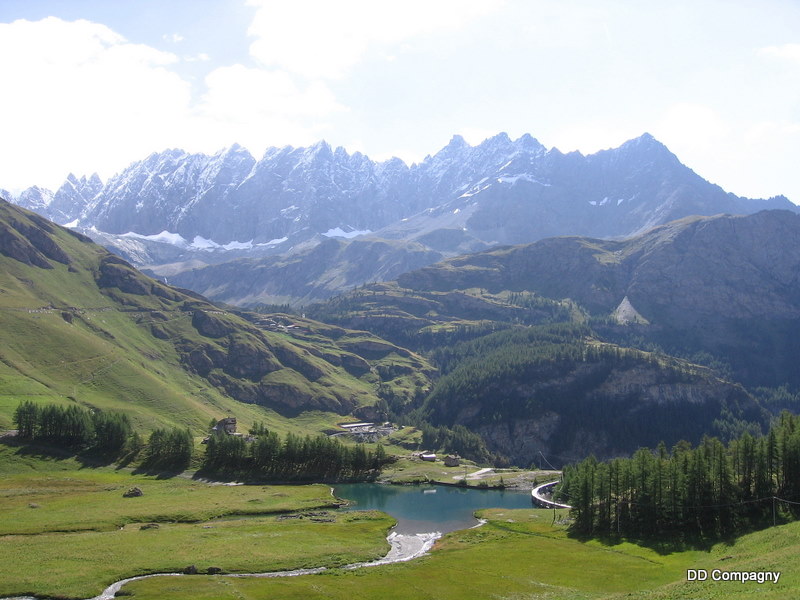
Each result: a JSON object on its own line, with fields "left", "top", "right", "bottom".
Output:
{"left": 0, "top": 0, "right": 798, "bottom": 203}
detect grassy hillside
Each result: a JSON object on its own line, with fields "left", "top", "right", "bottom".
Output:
{"left": 0, "top": 199, "right": 431, "bottom": 436}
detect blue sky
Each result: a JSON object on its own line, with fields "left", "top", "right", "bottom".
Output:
{"left": 1, "top": 0, "right": 798, "bottom": 203}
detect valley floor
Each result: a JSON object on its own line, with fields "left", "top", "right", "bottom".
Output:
{"left": 1, "top": 444, "right": 798, "bottom": 600}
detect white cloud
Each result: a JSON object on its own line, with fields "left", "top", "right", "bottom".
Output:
{"left": 758, "top": 43, "right": 800, "bottom": 63}
{"left": 0, "top": 17, "right": 348, "bottom": 190}
{"left": 0, "top": 17, "right": 190, "bottom": 189}
{"left": 245, "top": 0, "right": 503, "bottom": 79}
{"left": 652, "top": 103, "right": 730, "bottom": 152}
{"left": 459, "top": 128, "right": 503, "bottom": 147}
{"left": 192, "top": 65, "right": 345, "bottom": 150}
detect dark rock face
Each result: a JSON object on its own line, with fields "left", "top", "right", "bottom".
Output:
{"left": 0, "top": 213, "right": 73, "bottom": 269}
{"left": 434, "top": 356, "right": 761, "bottom": 466}
{"left": 192, "top": 310, "right": 236, "bottom": 338}
{"left": 96, "top": 255, "right": 150, "bottom": 295}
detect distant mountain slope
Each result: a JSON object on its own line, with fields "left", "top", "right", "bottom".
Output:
{"left": 165, "top": 237, "right": 445, "bottom": 305}
{"left": 5, "top": 133, "right": 794, "bottom": 305}
{"left": 399, "top": 210, "right": 800, "bottom": 323}
{"left": 385, "top": 210, "right": 800, "bottom": 387}
{"left": 0, "top": 199, "right": 431, "bottom": 433}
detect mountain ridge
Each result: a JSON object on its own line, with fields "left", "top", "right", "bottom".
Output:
{"left": 5, "top": 132, "right": 795, "bottom": 306}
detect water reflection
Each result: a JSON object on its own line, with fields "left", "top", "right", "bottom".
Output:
{"left": 334, "top": 483, "right": 531, "bottom": 534}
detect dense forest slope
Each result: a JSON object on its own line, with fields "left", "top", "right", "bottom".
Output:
{"left": 0, "top": 199, "right": 430, "bottom": 433}
{"left": 418, "top": 326, "right": 763, "bottom": 465}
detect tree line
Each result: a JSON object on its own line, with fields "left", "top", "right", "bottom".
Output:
{"left": 14, "top": 400, "right": 132, "bottom": 454}
{"left": 202, "top": 422, "right": 390, "bottom": 481}
{"left": 13, "top": 400, "right": 192, "bottom": 468}
{"left": 558, "top": 411, "right": 800, "bottom": 538}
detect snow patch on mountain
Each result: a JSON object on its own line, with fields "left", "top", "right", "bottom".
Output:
{"left": 496, "top": 174, "right": 551, "bottom": 186}
{"left": 260, "top": 237, "right": 288, "bottom": 246}
{"left": 122, "top": 230, "right": 189, "bottom": 247}
{"left": 322, "top": 227, "right": 372, "bottom": 239}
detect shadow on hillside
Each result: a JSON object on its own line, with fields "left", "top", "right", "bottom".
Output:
{"left": 131, "top": 458, "right": 191, "bottom": 479}
{"left": 563, "top": 524, "right": 784, "bottom": 554}
{"left": 130, "top": 466, "right": 185, "bottom": 479}
{"left": 1, "top": 437, "right": 186, "bottom": 479}
{"left": 1, "top": 436, "right": 122, "bottom": 468}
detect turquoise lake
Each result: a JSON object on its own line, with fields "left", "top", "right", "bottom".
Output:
{"left": 334, "top": 483, "right": 533, "bottom": 534}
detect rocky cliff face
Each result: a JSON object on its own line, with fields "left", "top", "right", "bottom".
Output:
{"left": 434, "top": 354, "right": 761, "bottom": 466}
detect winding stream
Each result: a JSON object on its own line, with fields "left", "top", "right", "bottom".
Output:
{"left": 4, "top": 483, "right": 531, "bottom": 599}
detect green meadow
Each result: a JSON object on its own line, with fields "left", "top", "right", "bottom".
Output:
{"left": 125, "top": 510, "right": 800, "bottom": 600}
{"left": 0, "top": 445, "right": 391, "bottom": 598}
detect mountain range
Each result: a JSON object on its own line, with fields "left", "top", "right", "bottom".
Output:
{"left": 3, "top": 132, "right": 795, "bottom": 306}
{"left": 9, "top": 186, "right": 800, "bottom": 465}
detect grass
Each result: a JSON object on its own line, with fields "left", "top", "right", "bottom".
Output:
{"left": 624, "top": 521, "right": 800, "bottom": 599}
{"left": 4, "top": 442, "right": 800, "bottom": 600}
{"left": 0, "top": 445, "right": 393, "bottom": 599}
{"left": 124, "top": 510, "right": 800, "bottom": 600}
{"left": 378, "top": 456, "right": 473, "bottom": 484}
{"left": 1, "top": 512, "right": 393, "bottom": 599}
{"left": 0, "top": 445, "right": 343, "bottom": 535}
{"left": 123, "top": 508, "right": 703, "bottom": 599}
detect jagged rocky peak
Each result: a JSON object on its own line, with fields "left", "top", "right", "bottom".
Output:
{"left": 516, "top": 132, "right": 545, "bottom": 152}
{"left": 16, "top": 185, "right": 54, "bottom": 211}
{"left": 10, "top": 131, "right": 795, "bottom": 280}
{"left": 49, "top": 172, "right": 105, "bottom": 225}
{"left": 445, "top": 133, "right": 469, "bottom": 150}
{"left": 606, "top": 132, "right": 679, "bottom": 166}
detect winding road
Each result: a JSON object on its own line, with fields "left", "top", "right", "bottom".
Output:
{"left": 531, "top": 480, "right": 572, "bottom": 509}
